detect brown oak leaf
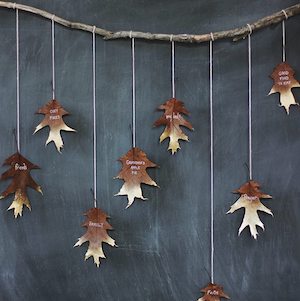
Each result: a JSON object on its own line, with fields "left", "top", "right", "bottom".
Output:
{"left": 0, "top": 152, "right": 42, "bottom": 218}
{"left": 269, "top": 62, "right": 300, "bottom": 114}
{"left": 115, "top": 147, "right": 158, "bottom": 208}
{"left": 74, "top": 207, "right": 116, "bottom": 267}
{"left": 34, "top": 99, "right": 76, "bottom": 152}
{"left": 197, "top": 283, "right": 230, "bottom": 301}
{"left": 154, "top": 98, "right": 194, "bottom": 154}
{"left": 227, "top": 180, "right": 273, "bottom": 239}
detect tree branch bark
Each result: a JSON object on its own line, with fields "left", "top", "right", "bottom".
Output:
{"left": 0, "top": 1, "right": 299, "bottom": 43}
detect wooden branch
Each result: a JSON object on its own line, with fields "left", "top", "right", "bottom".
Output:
{"left": 0, "top": 1, "right": 299, "bottom": 43}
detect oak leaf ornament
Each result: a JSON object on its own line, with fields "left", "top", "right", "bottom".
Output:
{"left": 197, "top": 283, "right": 230, "bottom": 301}
{"left": 115, "top": 147, "right": 158, "bottom": 208}
{"left": 0, "top": 152, "right": 42, "bottom": 218}
{"left": 154, "top": 98, "right": 194, "bottom": 154}
{"left": 74, "top": 207, "right": 116, "bottom": 267}
{"left": 34, "top": 99, "right": 76, "bottom": 152}
{"left": 269, "top": 62, "right": 300, "bottom": 114}
{"left": 227, "top": 180, "right": 273, "bottom": 239}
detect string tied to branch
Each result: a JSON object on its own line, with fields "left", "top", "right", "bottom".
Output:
{"left": 209, "top": 36, "right": 214, "bottom": 284}
{"left": 51, "top": 14, "right": 56, "bottom": 99}
{"left": 15, "top": 6, "right": 20, "bottom": 152}
{"left": 130, "top": 33, "right": 136, "bottom": 148}
{"left": 282, "top": 9, "right": 288, "bottom": 20}
{"left": 281, "top": 10, "right": 288, "bottom": 62}
{"left": 171, "top": 36, "right": 175, "bottom": 98}
{"left": 247, "top": 24, "right": 253, "bottom": 180}
{"left": 246, "top": 23, "right": 253, "bottom": 35}
{"left": 92, "top": 23, "right": 97, "bottom": 207}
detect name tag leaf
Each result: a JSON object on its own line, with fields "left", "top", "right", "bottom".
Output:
{"left": 154, "top": 98, "right": 194, "bottom": 154}
{"left": 227, "top": 180, "right": 273, "bottom": 239}
{"left": 115, "top": 147, "right": 158, "bottom": 208}
{"left": 34, "top": 99, "right": 76, "bottom": 153}
{"left": 269, "top": 62, "right": 300, "bottom": 114}
{"left": 0, "top": 152, "right": 42, "bottom": 218}
{"left": 74, "top": 207, "right": 116, "bottom": 267}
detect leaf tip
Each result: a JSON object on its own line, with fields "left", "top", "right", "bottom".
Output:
{"left": 37, "top": 186, "right": 43, "bottom": 195}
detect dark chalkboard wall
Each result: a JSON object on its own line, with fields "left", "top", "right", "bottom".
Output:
{"left": 0, "top": 1, "right": 299, "bottom": 300}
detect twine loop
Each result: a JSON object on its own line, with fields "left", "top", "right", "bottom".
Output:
{"left": 282, "top": 9, "right": 288, "bottom": 20}
{"left": 247, "top": 23, "right": 252, "bottom": 35}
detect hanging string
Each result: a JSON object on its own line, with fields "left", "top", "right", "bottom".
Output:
{"left": 247, "top": 24, "right": 253, "bottom": 180}
{"left": 209, "top": 32, "right": 214, "bottom": 284}
{"left": 15, "top": 7, "right": 20, "bottom": 152}
{"left": 171, "top": 35, "right": 175, "bottom": 98}
{"left": 51, "top": 15, "right": 56, "bottom": 99}
{"left": 282, "top": 10, "right": 288, "bottom": 62}
{"left": 130, "top": 31, "right": 136, "bottom": 148}
{"left": 92, "top": 26, "right": 97, "bottom": 208}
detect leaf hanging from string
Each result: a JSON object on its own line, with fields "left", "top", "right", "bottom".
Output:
{"left": 227, "top": 180, "right": 273, "bottom": 239}
{"left": 269, "top": 62, "right": 300, "bottom": 114}
{"left": 34, "top": 99, "right": 76, "bottom": 152}
{"left": 154, "top": 98, "right": 194, "bottom": 154}
{"left": 197, "top": 283, "right": 230, "bottom": 301}
{"left": 115, "top": 147, "right": 158, "bottom": 208}
{"left": 0, "top": 152, "right": 42, "bottom": 218}
{"left": 74, "top": 207, "right": 116, "bottom": 267}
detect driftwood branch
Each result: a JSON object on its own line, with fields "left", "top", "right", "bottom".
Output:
{"left": 0, "top": 1, "right": 299, "bottom": 43}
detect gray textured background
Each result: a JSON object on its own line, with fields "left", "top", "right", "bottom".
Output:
{"left": 0, "top": 1, "right": 299, "bottom": 300}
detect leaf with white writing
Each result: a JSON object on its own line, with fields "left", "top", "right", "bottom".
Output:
{"left": 154, "top": 98, "right": 194, "bottom": 154}
{"left": 115, "top": 147, "right": 158, "bottom": 208}
{"left": 34, "top": 99, "right": 76, "bottom": 153}
{"left": 197, "top": 283, "right": 230, "bottom": 301}
{"left": 0, "top": 152, "right": 42, "bottom": 218}
{"left": 74, "top": 207, "right": 116, "bottom": 267}
{"left": 269, "top": 62, "right": 300, "bottom": 114}
{"left": 227, "top": 180, "right": 273, "bottom": 239}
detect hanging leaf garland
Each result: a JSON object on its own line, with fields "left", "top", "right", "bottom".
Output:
{"left": 74, "top": 207, "right": 116, "bottom": 267}
{"left": 227, "top": 180, "right": 273, "bottom": 239}
{"left": 269, "top": 62, "right": 300, "bottom": 114}
{"left": 33, "top": 99, "right": 76, "bottom": 153}
{"left": 0, "top": 152, "right": 42, "bottom": 218}
{"left": 197, "top": 283, "right": 230, "bottom": 301}
{"left": 154, "top": 98, "right": 194, "bottom": 154}
{"left": 115, "top": 147, "right": 158, "bottom": 208}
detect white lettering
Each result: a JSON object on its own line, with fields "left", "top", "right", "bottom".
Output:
{"left": 207, "top": 290, "right": 219, "bottom": 296}
{"left": 166, "top": 113, "right": 180, "bottom": 120}
{"left": 279, "top": 76, "right": 289, "bottom": 81}
{"left": 126, "top": 160, "right": 145, "bottom": 165}
{"left": 243, "top": 194, "right": 258, "bottom": 201}
{"left": 14, "top": 163, "right": 27, "bottom": 171}
{"left": 278, "top": 71, "right": 289, "bottom": 76}
{"left": 49, "top": 115, "right": 60, "bottom": 120}
{"left": 88, "top": 221, "right": 104, "bottom": 228}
